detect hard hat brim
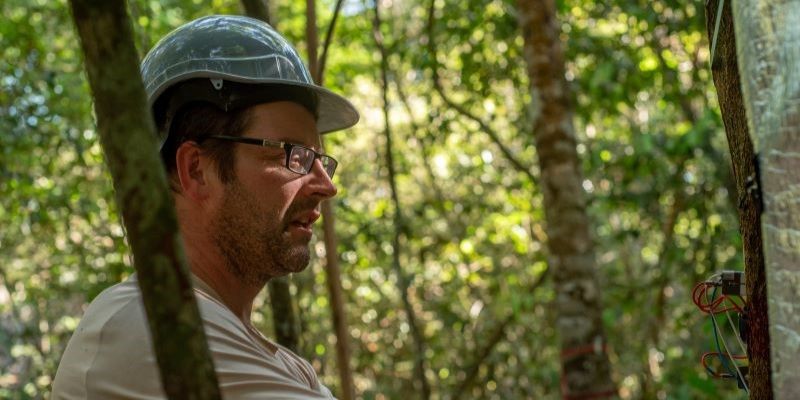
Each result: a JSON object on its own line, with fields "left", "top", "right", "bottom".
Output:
{"left": 141, "top": 15, "right": 360, "bottom": 135}
{"left": 149, "top": 72, "right": 359, "bottom": 134}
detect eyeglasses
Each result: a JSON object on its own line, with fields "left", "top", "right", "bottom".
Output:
{"left": 207, "top": 135, "right": 338, "bottom": 179}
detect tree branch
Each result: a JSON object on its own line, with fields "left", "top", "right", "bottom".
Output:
{"left": 452, "top": 265, "right": 550, "bottom": 398}
{"left": 373, "top": 2, "right": 431, "bottom": 398}
{"left": 424, "top": 0, "right": 536, "bottom": 184}
{"left": 317, "top": 0, "right": 345, "bottom": 83}
{"left": 393, "top": 77, "right": 469, "bottom": 235}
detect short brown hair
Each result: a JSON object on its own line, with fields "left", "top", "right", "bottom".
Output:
{"left": 160, "top": 103, "right": 251, "bottom": 191}
{"left": 154, "top": 80, "right": 319, "bottom": 191}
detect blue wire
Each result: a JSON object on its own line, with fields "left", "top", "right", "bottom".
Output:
{"left": 709, "top": 286, "right": 737, "bottom": 377}
{"left": 702, "top": 354, "right": 717, "bottom": 376}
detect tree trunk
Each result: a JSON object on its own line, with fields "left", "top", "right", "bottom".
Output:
{"left": 68, "top": 1, "right": 221, "bottom": 398}
{"left": 704, "top": 1, "right": 773, "bottom": 398}
{"left": 320, "top": 201, "right": 356, "bottom": 400}
{"left": 240, "top": 0, "right": 271, "bottom": 25}
{"left": 266, "top": 276, "right": 300, "bottom": 352}
{"left": 515, "top": 0, "right": 616, "bottom": 398}
{"left": 732, "top": 1, "right": 800, "bottom": 397}
{"left": 306, "top": 1, "right": 356, "bottom": 398}
{"left": 373, "top": 3, "right": 431, "bottom": 399}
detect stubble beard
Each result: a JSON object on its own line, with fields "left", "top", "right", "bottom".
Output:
{"left": 211, "top": 179, "right": 312, "bottom": 288}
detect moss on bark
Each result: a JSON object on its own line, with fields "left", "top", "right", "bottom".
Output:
{"left": 69, "top": 1, "right": 221, "bottom": 398}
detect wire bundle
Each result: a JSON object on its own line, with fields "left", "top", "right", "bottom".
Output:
{"left": 692, "top": 281, "right": 743, "bottom": 314}
{"left": 692, "top": 274, "right": 749, "bottom": 394}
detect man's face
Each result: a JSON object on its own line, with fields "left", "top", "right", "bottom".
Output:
{"left": 208, "top": 101, "right": 337, "bottom": 287}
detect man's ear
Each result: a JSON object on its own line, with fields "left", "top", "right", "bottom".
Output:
{"left": 175, "top": 141, "right": 216, "bottom": 201}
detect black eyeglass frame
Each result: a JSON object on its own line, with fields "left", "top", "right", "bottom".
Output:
{"left": 206, "top": 135, "right": 338, "bottom": 178}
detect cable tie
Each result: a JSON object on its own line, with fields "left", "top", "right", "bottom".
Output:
{"left": 709, "top": 0, "right": 725, "bottom": 69}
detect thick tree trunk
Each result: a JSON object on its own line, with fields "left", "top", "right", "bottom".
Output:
{"left": 515, "top": 0, "right": 616, "bottom": 398}
{"left": 732, "top": 1, "right": 800, "bottom": 397}
{"left": 306, "top": 1, "right": 356, "bottom": 398}
{"left": 704, "top": 1, "right": 773, "bottom": 398}
{"left": 68, "top": 1, "right": 221, "bottom": 398}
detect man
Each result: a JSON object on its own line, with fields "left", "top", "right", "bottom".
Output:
{"left": 51, "top": 15, "right": 358, "bottom": 399}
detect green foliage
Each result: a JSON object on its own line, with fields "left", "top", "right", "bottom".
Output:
{"left": 2, "top": 0, "right": 747, "bottom": 398}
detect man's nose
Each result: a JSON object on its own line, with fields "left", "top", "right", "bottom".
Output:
{"left": 305, "top": 158, "right": 338, "bottom": 199}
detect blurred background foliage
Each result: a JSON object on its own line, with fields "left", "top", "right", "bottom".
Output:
{"left": 1, "top": 0, "right": 746, "bottom": 398}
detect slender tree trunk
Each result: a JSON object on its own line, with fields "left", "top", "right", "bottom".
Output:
{"left": 732, "top": 1, "right": 800, "bottom": 397}
{"left": 318, "top": 0, "right": 345, "bottom": 81}
{"left": 320, "top": 201, "right": 355, "bottom": 400}
{"left": 373, "top": 3, "right": 431, "bottom": 399}
{"left": 240, "top": 0, "right": 271, "bottom": 24}
{"left": 641, "top": 189, "right": 684, "bottom": 399}
{"left": 305, "top": 0, "right": 319, "bottom": 77}
{"left": 452, "top": 268, "right": 549, "bottom": 398}
{"left": 68, "top": 1, "right": 221, "bottom": 398}
{"left": 423, "top": 0, "right": 536, "bottom": 185}
{"left": 515, "top": 0, "right": 616, "bottom": 398}
{"left": 239, "top": 0, "right": 302, "bottom": 355}
{"left": 266, "top": 276, "right": 300, "bottom": 352}
{"left": 705, "top": 1, "right": 773, "bottom": 398}
{"left": 306, "top": 1, "right": 355, "bottom": 398}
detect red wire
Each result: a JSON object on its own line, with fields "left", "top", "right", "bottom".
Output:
{"left": 692, "top": 282, "right": 743, "bottom": 314}
{"left": 701, "top": 352, "right": 748, "bottom": 378}
{"left": 695, "top": 279, "right": 748, "bottom": 380}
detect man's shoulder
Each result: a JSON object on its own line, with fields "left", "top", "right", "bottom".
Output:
{"left": 53, "top": 274, "right": 335, "bottom": 399}
{"left": 51, "top": 274, "right": 240, "bottom": 399}
{"left": 69, "top": 276, "right": 148, "bottom": 343}
{"left": 84, "top": 275, "right": 247, "bottom": 344}
{"left": 51, "top": 277, "right": 160, "bottom": 399}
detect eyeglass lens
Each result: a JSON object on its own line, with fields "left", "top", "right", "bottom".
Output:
{"left": 288, "top": 146, "right": 337, "bottom": 178}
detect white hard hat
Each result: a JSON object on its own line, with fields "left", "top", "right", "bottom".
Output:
{"left": 140, "top": 15, "right": 359, "bottom": 148}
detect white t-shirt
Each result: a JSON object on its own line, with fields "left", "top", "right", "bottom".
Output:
{"left": 51, "top": 274, "right": 334, "bottom": 399}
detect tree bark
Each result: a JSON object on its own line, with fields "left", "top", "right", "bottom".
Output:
{"left": 704, "top": 1, "right": 773, "bottom": 398}
{"left": 732, "top": 1, "right": 800, "bottom": 397}
{"left": 68, "top": 1, "right": 221, "bottom": 398}
{"left": 320, "top": 201, "right": 356, "bottom": 400}
{"left": 306, "top": 1, "right": 356, "bottom": 398}
{"left": 266, "top": 276, "right": 300, "bottom": 352}
{"left": 305, "top": 0, "right": 319, "bottom": 78}
{"left": 240, "top": 0, "right": 271, "bottom": 25}
{"left": 515, "top": 0, "right": 616, "bottom": 398}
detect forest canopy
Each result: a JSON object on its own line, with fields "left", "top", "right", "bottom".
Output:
{"left": 2, "top": 0, "right": 752, "bottom": 398}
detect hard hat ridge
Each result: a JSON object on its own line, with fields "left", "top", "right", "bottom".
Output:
{"left": 140, "top": 15, "right": 359, "bottom": 149}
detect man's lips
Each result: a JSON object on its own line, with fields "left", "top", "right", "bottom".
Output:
{"left": 289, "top": 210, "right": 321, "bottom": 230}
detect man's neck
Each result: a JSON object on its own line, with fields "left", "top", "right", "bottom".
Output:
{"left": 182, "top": 228, "right": 262, "bottom": 324}
{"left": 191, "top": 265, "right": 262, "bottom": 324}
